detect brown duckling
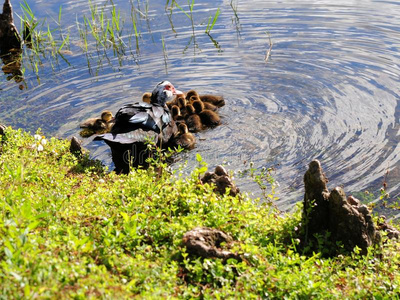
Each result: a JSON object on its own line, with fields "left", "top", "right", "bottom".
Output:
{"left": 185, "top": 89, "right": 199, "bottom": 101}
{"left": 79, "top": 110, "right": 114, "bottom": 137}
{"left": 142, "top": 92, "right": 152, "bottom": 103}
{"left": 192, "top": 100, "right": 221, "bottom": 127}
{"left": 186, "top": 89, "right": 225, "bottom": 107}
{"left": 189, "top": 95, "right": 217, "bottom": 111}
{"left": 167, "top": 93, "right": 185, "bottom": 109}
{"left": 200, "top": 94, "right": 225, "bottom": 107}
{"left": 174, "top": 123, "right": 196, "bottom": 150}
{"left": 177, "top": 96, "right": 187, "bottom": 116}
{"left": 185, "top": 104, "right": 203, "bottom": 132}
{"left": 171, "top": 105, "right": 185, "bottom": 122}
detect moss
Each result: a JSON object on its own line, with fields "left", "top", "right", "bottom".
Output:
{"left": 0, "top": 127, "right": 400, "bottom": 298}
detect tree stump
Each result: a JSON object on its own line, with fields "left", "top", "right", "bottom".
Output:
{"left": 182, "top": 227, "right": 241, "bottom": 260}
{"left": 0, "top": 0, "right": 22, "bottom": 53}
{"left": 301, "top": 160, "right": 381, "bottom": 254}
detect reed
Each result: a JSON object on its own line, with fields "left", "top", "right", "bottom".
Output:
{"left": 205, "top": 8, "right": 220, "bottom": 34}
{"left": 8, "top": 0, "right": 224, "bottom": 85}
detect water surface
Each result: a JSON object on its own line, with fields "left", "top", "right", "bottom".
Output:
{"left": 1, "top": 0, "right": 400, "bottom": 214}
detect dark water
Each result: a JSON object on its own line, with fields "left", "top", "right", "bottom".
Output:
{"left": 1, "top": 0, "right": 400, "bottom": 214}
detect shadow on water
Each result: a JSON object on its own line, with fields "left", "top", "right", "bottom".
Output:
{"left": 1, "top": 0, "right": 400, "bottom": 218}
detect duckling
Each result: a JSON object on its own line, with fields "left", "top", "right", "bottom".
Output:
{"left": 185, "top": 89, "right": 199, "bottom": 101}
{"left": 171, "top": 105, "right": 185, "bottom": 122}
{"left": 142, "top": 92, "right": 152, "bottom": 103}
{"left": 174, "top": 123, "right": 196, "bottom": 150}
{"left": 185, "top": 104, "right": 203, "bottom": 132}
{"left": 188, "top": 94, "right": 200, "bottom": 104}
{"left": 189, "top": 95, "right": 217, "bottom": 111}
{"left": 167, "top": 93, "right": 184, "bottom": 109}
{"left": 79, "top": 110, "right": 114, "bottom": 137}
{"left": 200, "top": 94, "right": 225, "bottom": 108}
{"left": 192, "top": 100, "right": 221, "bottom": 127}
{"left": 177, "top": 96, "right": 187, "bottom": 116}
{"left": 186, "top": 89, "right": 225, "bottom": 108}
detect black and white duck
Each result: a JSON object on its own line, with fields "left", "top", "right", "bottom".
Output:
{"left": 94, "top": 81, "right": 183, "bottom": 174}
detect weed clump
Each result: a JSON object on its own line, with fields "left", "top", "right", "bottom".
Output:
{"left": 0, "top": 127, "right": 400, "bottom": 298}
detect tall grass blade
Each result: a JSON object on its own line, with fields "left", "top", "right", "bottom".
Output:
{"left": 172, "top": 0, "right": 191, "bottom": 19}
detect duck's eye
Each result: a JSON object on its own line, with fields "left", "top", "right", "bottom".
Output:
{"left": 164, "top": 85, "right": 172, "bottom": 91}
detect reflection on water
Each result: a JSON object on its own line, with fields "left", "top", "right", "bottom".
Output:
{"left": 1, "top": 0, "right": 400, "bottom": 216}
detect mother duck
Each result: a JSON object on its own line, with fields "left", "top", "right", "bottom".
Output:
{"left": 95, "top": 81, "right": 182, "bottom": 174}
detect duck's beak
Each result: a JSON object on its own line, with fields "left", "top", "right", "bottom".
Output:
{"left": 173, "top": 88, "right": 184, "bottom": 95}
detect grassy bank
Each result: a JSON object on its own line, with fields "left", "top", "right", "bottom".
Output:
{"left": 1, "top": 127, "right": 400, "bottom": 299}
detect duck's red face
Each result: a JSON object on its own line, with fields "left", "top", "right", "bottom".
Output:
{"left": 152, "top": 81, "right": 183, "bottom": 105}
{"left": 163, "top": 83, "right": 183, "bottom": 95}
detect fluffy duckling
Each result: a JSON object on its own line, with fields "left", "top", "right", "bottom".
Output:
{"left": 186, "top": 89, "right": 225, "bottom": 108}
{"left": 185, "top": 89, "right": 199, "bottom": 101}
{"left": 142, "top": 92, "right": 152, "bottom": 103}
{"left": 174, "top": 123, "right": 196, "bottom": 150}
{"left": 167, "top": 93, "right": 185, "bottom": 109}
{"left": 79, "top": 110, "right": 114, "bottom": 137}
{"left": 185, "top": 104, "right": 203, "bottom": 132}
{"left": 177, "top": 96, "right": 187, "bottom": 116}
{"left": 192, "top": 100, "right": 221, "bottom": 127}
{"left": 200, "top": 94, "right": 225, "bottom": 108}
{"left": 171, "top": 105, "right": 185, "bottom": 122}
{"left": 189, "top": 95, "right": 217, "bottom": 111}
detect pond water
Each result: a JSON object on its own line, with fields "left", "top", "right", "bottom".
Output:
{"left": 1, "top": 0, "right": 400, "bottom": 214}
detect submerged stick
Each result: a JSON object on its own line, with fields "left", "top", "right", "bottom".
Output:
{"left": 264, "top": 32, "right": 273, "bottom": 63}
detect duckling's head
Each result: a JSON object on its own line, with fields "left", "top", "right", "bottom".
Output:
{"left": 171, "top": 105, "right": 181, "bottom": 119}
{"left": 151, "top": 81, "right": 183, "bottom": 106}
{"left": 95, "top": 119, "right": 107, "bottom": 129}
{"left": 186, "top": 89, "right": 199, "bottom": 100}
{"left": 192, "top": 100, "right": 204, "bottom": 114}
{"left": 189, "top": 95, "right": 200, "bottom": 104}
{"left": 178, "top": 123, "right": 189, "bottom": 135}
{"left": 177, "top": 96, "right": 187, "bottom": 108}
{"left": 142, "top": 92, "right": 152, "bottom": 103}
{"left": 186, "top": 104, "right": 196, "bottom": 115}
{"left": 101, "top": 110, "right": 113, "bottom": 122}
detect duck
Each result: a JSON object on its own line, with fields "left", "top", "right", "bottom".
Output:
{"left": 94, "top": 81, "right": 182, "bottom": 174}
{"left": 173, "top": 123, "right": 196, "bottom": 150}
{"left": 186, "top": 89, "right": 225, "bottom": 108}
{"left": 79, "top": 110, "right": 114, "bottom": 137}
{"left": 185, "top": 104, "right": 203, "bottom": 132}
{"left": 192, "top": 100, "right": 221, "bottom": 127}
{"left": 142, "top": 92, "right": 152, "bottom": 103}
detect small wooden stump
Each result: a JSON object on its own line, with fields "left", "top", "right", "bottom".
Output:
{"left": 301, "top": 160, "right": 381, "bottom": 254}
{"left": 182, "top": 227, "right": 240, "bottom": 260}
{"left": 70, "top": 136, "right": 83, "bottom": 158}
{"left": 0, "top": 0, "right": 22, "bottom": 53}
{"left": 0, "top": 124, "right": 5, "bottom": 136}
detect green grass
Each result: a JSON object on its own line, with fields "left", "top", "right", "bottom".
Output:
{"left": 1, "top": 127, "right": 400, "bottom": 298}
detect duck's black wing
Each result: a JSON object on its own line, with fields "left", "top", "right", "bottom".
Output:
{"left": 94, "top": 102, "right": 177, "bottom": 145}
